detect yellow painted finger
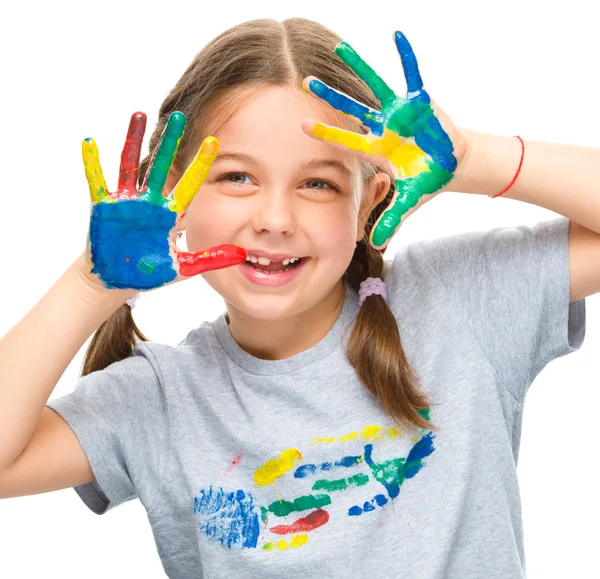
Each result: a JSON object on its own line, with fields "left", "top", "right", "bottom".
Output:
{"left": 167, "top": 136, "right": 219, "bottom": 213}
{"left": 82, "top": 138, "right": 111, "bottom": 204}
{"left": 311, "top": 122, "right": 374, "bottom": 155}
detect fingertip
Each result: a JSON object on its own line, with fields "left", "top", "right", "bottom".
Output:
{"left": 202, "top": 135, "right": 219, "bottom": 156}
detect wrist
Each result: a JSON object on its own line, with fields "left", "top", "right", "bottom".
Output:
{"left": 71, "top": 255, "right": 139, "bottom": 310}
{"left": 445, "top": 129, "right": 524, "bottom": 197}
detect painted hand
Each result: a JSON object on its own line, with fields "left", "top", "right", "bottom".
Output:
{"left": 82, "top": 111, "right": 246, "bottom": 290}
{"left": 303, "top": 31, "right": 467, "bottom": 250}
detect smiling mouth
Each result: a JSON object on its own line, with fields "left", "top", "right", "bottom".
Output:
{"left": 243, "top": 257, "right": 308, "bottom": 273}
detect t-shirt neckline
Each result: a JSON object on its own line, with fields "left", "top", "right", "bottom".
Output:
{"left": 211, "top": 280, "right": 359, "bottom": 376}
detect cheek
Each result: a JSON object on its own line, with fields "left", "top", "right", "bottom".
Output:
{"left": 184, "top": 189, "right": 239, "bottom": 251}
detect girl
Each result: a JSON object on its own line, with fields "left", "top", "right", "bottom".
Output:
{"left": 0, "top": 16, "right": 597, "bottom": 579}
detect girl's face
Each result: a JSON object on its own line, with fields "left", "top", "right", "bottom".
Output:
{"left": 180, "top": 85, "right": 388, "bottom": 322}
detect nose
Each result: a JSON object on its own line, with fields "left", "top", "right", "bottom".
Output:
{"left": 251, "top": 187, "right": 296, "bottom": 236}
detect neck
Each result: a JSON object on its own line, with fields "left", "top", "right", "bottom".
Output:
{"left": 224, "top": 281, "right": 345, "bottom": 360}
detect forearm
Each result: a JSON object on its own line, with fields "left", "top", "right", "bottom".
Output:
{"left": 0, "top": 258, "right": 135, "bottom": 472}
{"left": 450, "top": 129, "right": 600, "bottom": 234}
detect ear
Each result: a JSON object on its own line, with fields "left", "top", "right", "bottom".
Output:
{"left": 356, "top": 172, "right": 391, "bottom": 243}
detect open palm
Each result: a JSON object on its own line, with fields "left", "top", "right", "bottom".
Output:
{"left": 303, "top": 31, "right": 467, "bottom": 250}
{"left": 83, "top": 111, "right": 246, "bottom": 290}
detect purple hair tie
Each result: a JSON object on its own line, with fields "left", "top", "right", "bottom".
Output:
{"left": 358, "top": 277, "right": 388, "bottom": 306}
{"left": 126, "top": 293, "right": 140, "bottom": 309}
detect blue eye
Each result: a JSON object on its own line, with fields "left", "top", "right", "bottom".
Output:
{"left": 303, "top": 179, "right": 339, "bottom": 192}
{"left": 221, "top": 172, "right": 252, "bottom": 186}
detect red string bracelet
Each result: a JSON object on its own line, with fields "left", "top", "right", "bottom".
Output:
{"left": 489, "top": 135, "right": 525, "bottom": 198}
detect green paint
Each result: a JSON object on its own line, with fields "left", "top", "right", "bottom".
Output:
{"left": 267, "top": 493, "right": 331, "bottom": 517}
{"left": 367, "top": 456, "right": 405, "bottom": 488}
{"left": 335, "top": 42, "right": 396, "bottom": 106}
{"left": 387, "top": 97, "right": 430, "bottom": 138}
{"left": 371, "top": 163, "right": 453, "bottom": 248}
{"left": 137, "top": 260, "right": 156, "bottom": 274}
{"left": 145, "top": 111, "right": 187, "bottom": 206}
{"left": 312, "top": 473, "right": 370, "bottom": 492}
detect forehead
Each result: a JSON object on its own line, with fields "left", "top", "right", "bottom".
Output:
{"left": 203, "top": 85, "right": 358, "bottom": 167}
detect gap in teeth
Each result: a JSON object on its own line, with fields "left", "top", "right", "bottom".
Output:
{"left": 246, "top": 256, "right": 301, "bottom": 265}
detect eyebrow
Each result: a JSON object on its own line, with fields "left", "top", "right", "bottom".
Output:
{"left": 213, "top": 152, "right": 353, "bottom": 178}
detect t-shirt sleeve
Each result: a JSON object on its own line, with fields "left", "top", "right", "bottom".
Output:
{"left": 45, "top": 343, "right": 168, "bottom": 515}
{"left": 412, "top": 216, "right": 586, "bottom": 401}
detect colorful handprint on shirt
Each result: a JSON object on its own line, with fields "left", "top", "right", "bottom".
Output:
{"left": 303, "top": 31, "right": 460, "bottom": 251}
{"left": 83, "top": 111, "right": 246, "bottom": 290}
{"left": 193, "top": 410, "right": 435, "bottom": 552}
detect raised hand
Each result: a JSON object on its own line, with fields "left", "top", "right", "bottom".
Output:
{"left": 303, "top": 31, "right": 467, "bottom": 250}
{"left": 82, "top": 111, "right": 246, "bottom": 290}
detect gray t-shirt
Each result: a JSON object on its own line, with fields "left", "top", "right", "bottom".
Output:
{"left": 47, "top": 216, "right": 586, "bottom": 579}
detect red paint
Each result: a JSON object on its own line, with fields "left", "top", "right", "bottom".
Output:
{"left": 239, "top": 257, "right": 309, "bottom": 287}
{"left": 269, "top": 508, "right": 330, "bottom": 535}
{"left": 118, "top": 112, "right": 147, "bottom": 197}
{"left": 224, "top": 454, "right": 242, "bottom": 475}
{"left": 177, "top": 244, "right": 247, "bottom": 277}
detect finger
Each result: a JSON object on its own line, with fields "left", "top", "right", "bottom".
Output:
{"left": 176, "top": 244, "right": 247, "bottom": 277}
{"left": 117, "top": 111, "right": 147, "bottom": 197}
{"left": 167, "top": 136, "right": 219, "bottom": 213}
{"left": 302, "top": 76, "right": 384, "bottom": 136}
{"left": 304, "top": 119, "right": 377, "bottom": 156}
{"left": 393, "top": 31, "right": 425, "bottom": 98}
{"left": 144, "top": 111, "right": 187, "bottom": 206}
{"left": 82, "top": 138, "right": 111, "bottom": 204}
{"left": 335, "top": 41, "right": 396, "bottom": 107}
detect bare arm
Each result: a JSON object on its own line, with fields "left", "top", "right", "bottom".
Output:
{"left": 0, "top": 255, "right": 135, "bottom": 473}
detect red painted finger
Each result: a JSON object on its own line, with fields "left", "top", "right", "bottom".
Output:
{"left": 176, "top": 244, "right": 247, "bottom": 277}
{"left": 117, "top": 111, "right": 147, "bottom": 197}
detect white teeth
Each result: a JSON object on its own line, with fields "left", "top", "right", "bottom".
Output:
{"left": 245, "top": 255, "right": 302, "bottom": 265}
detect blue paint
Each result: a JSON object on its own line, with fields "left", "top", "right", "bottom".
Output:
{"left": 347, "top": 493, "right": 388, "bottom": 517}
{"left": 309, "top": 78, "right": 384, "bottom": 136}
{"left": 193, "top": 485, "right": 259, "bottom": 549}
{"left": 294, "top": 454, "right": 364, "bottom": 478}
{"left": 404, "top": 431, "right": 436, "bottom": 480}
{"left": 90, "top": 199, "right": 177, "bottom": 290}
{"left": 394, "top": 31, "right": 425, "bottom": 99}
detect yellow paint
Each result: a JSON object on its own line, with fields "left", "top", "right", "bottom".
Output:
{"left": 290, "top": 534, "right": 309, "bottom": 548}
{"left": 254, "top": 448, "right": 302, "bottom": 487}
{"left": 82, "top": 139, "right": 111, "bottom": 204}
{"left": 263, "top": 534, "right": 309, "bottom": 551}
{"left": 311, "top": 424, "right": 405, "bottom": 445}
{"left": 310, "top": 123, "right": 429, "bottom": 178}
{"left": 168, "top": 136, "right": 219, "bottom": 213}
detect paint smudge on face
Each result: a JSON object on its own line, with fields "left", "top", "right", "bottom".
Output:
{"left": 194, "top": 486, "right": 260, "bottom": 549}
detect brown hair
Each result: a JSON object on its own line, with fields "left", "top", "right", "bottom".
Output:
{"left": 82, "top": 17, "right": 437, "bottom": 432}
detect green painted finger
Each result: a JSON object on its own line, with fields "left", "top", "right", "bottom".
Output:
{"left": 335, "top": 41, "right": 397, "bottom": 107}
{"left": 144, "top": 111, "right": 187, "bottom": 206}
{"left": 370, "top": 162, "right": 454, "bottom": 250}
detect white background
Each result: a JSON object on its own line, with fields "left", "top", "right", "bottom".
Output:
{"left": 0, "top": 0, "right": 599, "bottom": 577}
